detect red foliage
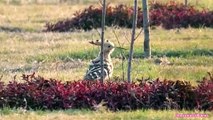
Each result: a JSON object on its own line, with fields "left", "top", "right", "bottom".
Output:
{"left": 195, "top": 73, "right": 213, "bottom": 111}
{"left": 0, "top": 73, "right": 212, "bottom": 111}
{"left": 44, "top": 1, "right": 213, "bottom": 32}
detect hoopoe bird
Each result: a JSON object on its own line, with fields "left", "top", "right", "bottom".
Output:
{"left": 84, "top": 40, "right": 115, "bottom": 80}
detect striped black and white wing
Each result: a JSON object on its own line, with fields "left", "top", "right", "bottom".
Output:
{"left": 84, "top": 60, "right": 113, "bottom": 80}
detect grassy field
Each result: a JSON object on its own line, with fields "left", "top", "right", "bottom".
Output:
{"left": 0, "top": 1, "right": 213, "bottom": 120}
{"left": 1, "top": 0, "right": 213, "bottom": 10}
{"left": 0, "top": 27, "right": 212, "bottom": 83}
{"left": 0, "top": 108, "right": 212, "bottom": 120}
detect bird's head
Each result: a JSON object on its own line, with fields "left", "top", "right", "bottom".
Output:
{"left": 89, "top": 40, "right": 115, "bottom": 54}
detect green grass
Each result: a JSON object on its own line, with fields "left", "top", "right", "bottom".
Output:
{"left": 0, "top": 28, "right": 212, "bottom": 82}
{"left": 0, "top": 0, "right": 213, "bottom": 10}
{"left": 0, "top": 108, "right": 212, "bottom": 120}
{"left": 0, "top": 0, "right": 212, "bottom": 32}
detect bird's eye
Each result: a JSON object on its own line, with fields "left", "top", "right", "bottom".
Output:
{"left": 106, "top": 40, "right": 109, "bottom": 42}
{"left": 108, "top": 45, "right": 111, "bottom": 48}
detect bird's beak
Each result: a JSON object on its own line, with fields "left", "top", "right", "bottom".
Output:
{"left": 115, "top": 47, "right": 127, "bottom": 50}
{"left": 89, "top": 40, "right": 101, "bottom": 46}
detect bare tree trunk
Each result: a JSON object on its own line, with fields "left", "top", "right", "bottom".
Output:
{"left": 142, "top": 0, "right": 151, "bottom": 58}
{"left": 196, "top": 0, "right": 198, "bottom": 5}
{"left": 7, "top": 0, "right": 10, "bottom": 4}
{"left": 100, "top": 0, "right": 106, "bottom": 83}
{"left": 185, "top": 0, "right": 188, "bottom": 6}
{"left": 127, "top": 0, "right": 138, "bottom": 83}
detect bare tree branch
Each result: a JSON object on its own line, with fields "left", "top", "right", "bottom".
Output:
{"left": 98, "top": 0, "right": 103, "bottom": 7}
{"left": 134, "top": 28, "right": 143, "bottom": 41}
{"left": 0, "top": 75, "right": 3, "bottom": 81}
{"left": 112, "top": 28, "right": 126, "bottom": 80}
{"left": 95, "top": 29, "right": 101, "bottom": 37}
{"left": 123, "top": 30, "right": 131, "bottom": 44}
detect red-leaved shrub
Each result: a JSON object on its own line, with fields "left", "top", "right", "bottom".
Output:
{"left": 44, "top": 1, "right": 213, "bottom": 32}
{"left": 0, "top": 73, "right": 212, "bottom": 111}
{"left": 195, "top": 73, "right": 213, "bottom": 111}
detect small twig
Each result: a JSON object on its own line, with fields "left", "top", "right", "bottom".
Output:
{"left": 95, "top": 29, "right": 101, "bottom": 37}
{"left": 13, "top": 75, "right": 17, "bottom": 81}
{"left": 134, "top": 28, "right": 143, "bottom": 41}
{"left": 98, "top": 0, "right": 103, "bottom": 7}
{"left": 0, "top": 75, "right": 3, "bottom": 81}
{"left": 123, "top": 30, "right": 131, "bottom": 44}
{"left": 113, "top": 26, "right": 130, "bottom": 44}
{"left": 207, "top": 72, "right": 213, "bottom": 80}
{"left": 112, "top": 28, "right": 126, "bottom": 81}
{"left": 90, "top": 17, "right": 101, "bottom": 38}
{"left": 112, "top": 27, "right": 127, "bottom": 50}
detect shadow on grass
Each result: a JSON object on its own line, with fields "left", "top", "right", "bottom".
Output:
{"left": 152, "top": 48, "right": 213, "bottom": 57}
{"left": 113, "top": 48, "right": 213, "bottom": 58}
{"left": 0, "top": 26, "right": 23, "bottom": 32}
{"left": 26, "top": 48, "right": 213, "bottom": 62}
{"left": 26, "top": 49, "right": 99, "bottom": 62}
